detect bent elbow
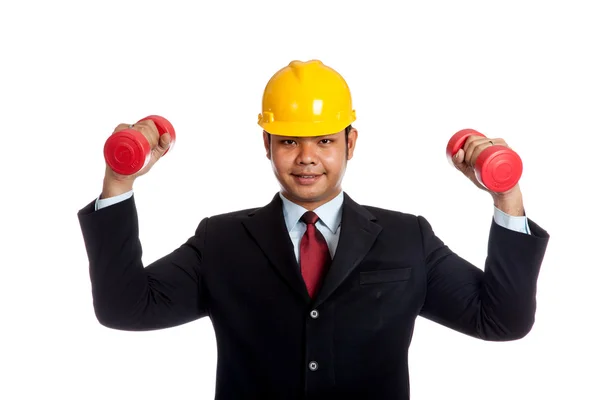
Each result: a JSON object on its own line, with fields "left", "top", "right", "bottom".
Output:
{"left": 512, "top": 316, "right": 535, "bottom": 340}
{"left": 95, "top": 310, "right": 127, "bottom": 330}
{"left": 490, "top": 321, "right": 534, "bottom": 341}
{"left": 93, "top": 304, "right": 143, "bottom": 331}
{"left": 479, "top": 315, "right": 536, "bottom": 341}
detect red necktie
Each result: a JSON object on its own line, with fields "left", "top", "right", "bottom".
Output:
{"left": 300, "top": 211, "right": 331, "bottom": 298}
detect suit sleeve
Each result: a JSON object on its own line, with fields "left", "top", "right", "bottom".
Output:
{"left": 417, "top": 215, "right": 549, "bottom": 341}
{"left": 77, "top": 194, "right": 209, "bottom": 331}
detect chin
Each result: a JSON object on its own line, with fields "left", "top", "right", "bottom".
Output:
{"left": 289, "top": 187, "right": 332, "bottom": 204}
{"left": 290, "top": 189, "right": 322, "bottom": 201}
{"left": 282, "top": 185, "right": 317, "bottom": 199}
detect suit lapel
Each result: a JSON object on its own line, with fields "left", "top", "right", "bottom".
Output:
{"left": 313, "top": 193, "right": 381, "bottom": 308}
{"left": 242, "top": 193, "right": 311, "bottom": 304}
{"left": 241, "top": 192, "right": 381, "bottom": 307}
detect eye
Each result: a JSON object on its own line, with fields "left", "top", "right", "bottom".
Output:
{"left": 320, "top": 139, "right": 333, "bottom": 144}
{"left": 281, "top": 140, "right": 296, "bottom": 145}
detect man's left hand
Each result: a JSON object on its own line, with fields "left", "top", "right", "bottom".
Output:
{"left": 451, "top": 135, "right": 525, "bottom": 216}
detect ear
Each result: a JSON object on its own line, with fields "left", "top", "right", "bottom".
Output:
{"left": 262, "top": 131, "right": 271, "bottom": 159}
{"left": 346, "top": 127, "right": 358, "bottom": 160}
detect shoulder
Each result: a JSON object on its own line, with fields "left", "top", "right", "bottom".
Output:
{"left": 189, "top": 206, "right": 259, "bottom": 241}
{"left": 355, "top": 202, "right": 433, "bottom": 236}
{"left": 211, "top": 207, "right": 259, "bottom": 220}
{"left": 359, "top": 202, "right": 423, "bottom": 225}
{"left": 202, "top": 206, "right": 260, "bottom": 226}
{"left": 342, "top": 192, "right": 431, "bottom": 230}
{"left": 362, "top": 204, "right": 415, "bottom": 220}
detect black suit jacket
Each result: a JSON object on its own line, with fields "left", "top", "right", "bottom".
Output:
{"left": 77, "top": 192, "right": 549, "bottom": 399}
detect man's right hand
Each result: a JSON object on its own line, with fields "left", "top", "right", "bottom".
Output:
{"left": 101, "top": 119, "right": 172, "bottom": 199}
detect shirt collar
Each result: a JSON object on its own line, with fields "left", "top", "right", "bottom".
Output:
{"left": 279, "top": 190, "right": 344, "bottom": 234}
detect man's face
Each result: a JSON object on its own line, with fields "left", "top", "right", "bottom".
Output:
{"left": 263, "top": 128, "right": 358, "bottom": 210}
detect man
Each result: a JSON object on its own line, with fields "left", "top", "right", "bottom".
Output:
{"left": 77, "top": 59, "right": 549, "bottom": 399}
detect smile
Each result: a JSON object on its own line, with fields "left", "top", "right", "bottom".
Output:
{"left": 292, "top": 174, "right": 323, "bottom": 185}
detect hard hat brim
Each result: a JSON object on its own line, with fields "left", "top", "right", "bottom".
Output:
{"left": 258, "top": 117, "right": 356, "bottom": 137}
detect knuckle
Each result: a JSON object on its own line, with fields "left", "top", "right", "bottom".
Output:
{"left": 140, "top": 119, "right": 158, "bottom": 132}
{"left": 114, "top": 123, "right": 130, "bottom": 133}
{"left": 144, "top": 123, "right": 160, "bottom": 138}
{"left": 136, "top": 126, "right": 158, "bottom": 145}
{"left": 465, "top": 135, "right": 481, "bottom": 144}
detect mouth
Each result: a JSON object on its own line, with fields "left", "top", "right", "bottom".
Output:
{"left": 292, "top": 173, "right": 324, "bottom": 185}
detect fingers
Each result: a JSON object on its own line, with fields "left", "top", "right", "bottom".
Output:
{"left": 112, "top": 120, "right": 160, "bottom": 149}
{"left": 462, "top": 136, "right": 507, "bottom": 166}
{"left": 463, "top": 136, "right": 489, "bottom": 166}
{"left": 134, "top": 119, "right": 160, "bottom": 149}
{"left": 113, "top": 123, "right": 130, "bottom": 133}
{"left": 146, "top": 133, "right": 171, "bottom": 168}
{"left": 153, "top": 133, "right": 172, "bottom": 158}
{"left": 452, "top": 148, "right": 466, "bottom": 169}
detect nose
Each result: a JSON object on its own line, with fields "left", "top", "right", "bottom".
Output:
{"left": 296, "top": 142, "right": 317, "bottom": 165}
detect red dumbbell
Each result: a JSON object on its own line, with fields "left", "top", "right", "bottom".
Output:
{"left": 104, "top": 115, "right": 176, "bottom": 176}
{"left": 446, "top": 128, "right": 522, "bottom": 193}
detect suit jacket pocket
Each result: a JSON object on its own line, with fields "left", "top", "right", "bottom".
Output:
{"left": 360, "top": 268, "right": 412, "bottom": 285}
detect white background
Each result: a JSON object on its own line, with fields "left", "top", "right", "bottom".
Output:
{"left": 1, "top": 1, "right": 598, "bottom": 399}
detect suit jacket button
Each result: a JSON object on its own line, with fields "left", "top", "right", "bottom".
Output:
{"left": 310, "top": 310, "right": 319, "bottom": 319}
{"left": 309, "top": 361, "right": 319, "bottom": 371}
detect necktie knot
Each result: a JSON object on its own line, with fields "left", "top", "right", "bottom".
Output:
{"left": 301, "top": 211, "right": 320, "bottom": 225}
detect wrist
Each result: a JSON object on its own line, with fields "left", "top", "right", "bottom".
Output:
{"left": 101, "top": 176, "right": 134, "bottom": 199}
{"left": 491, "top": 185, "right": 525, "bottom": 216}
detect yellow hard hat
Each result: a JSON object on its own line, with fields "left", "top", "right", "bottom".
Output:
{"left": 258, "top": 59, "right": 356, "bottom": 137}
